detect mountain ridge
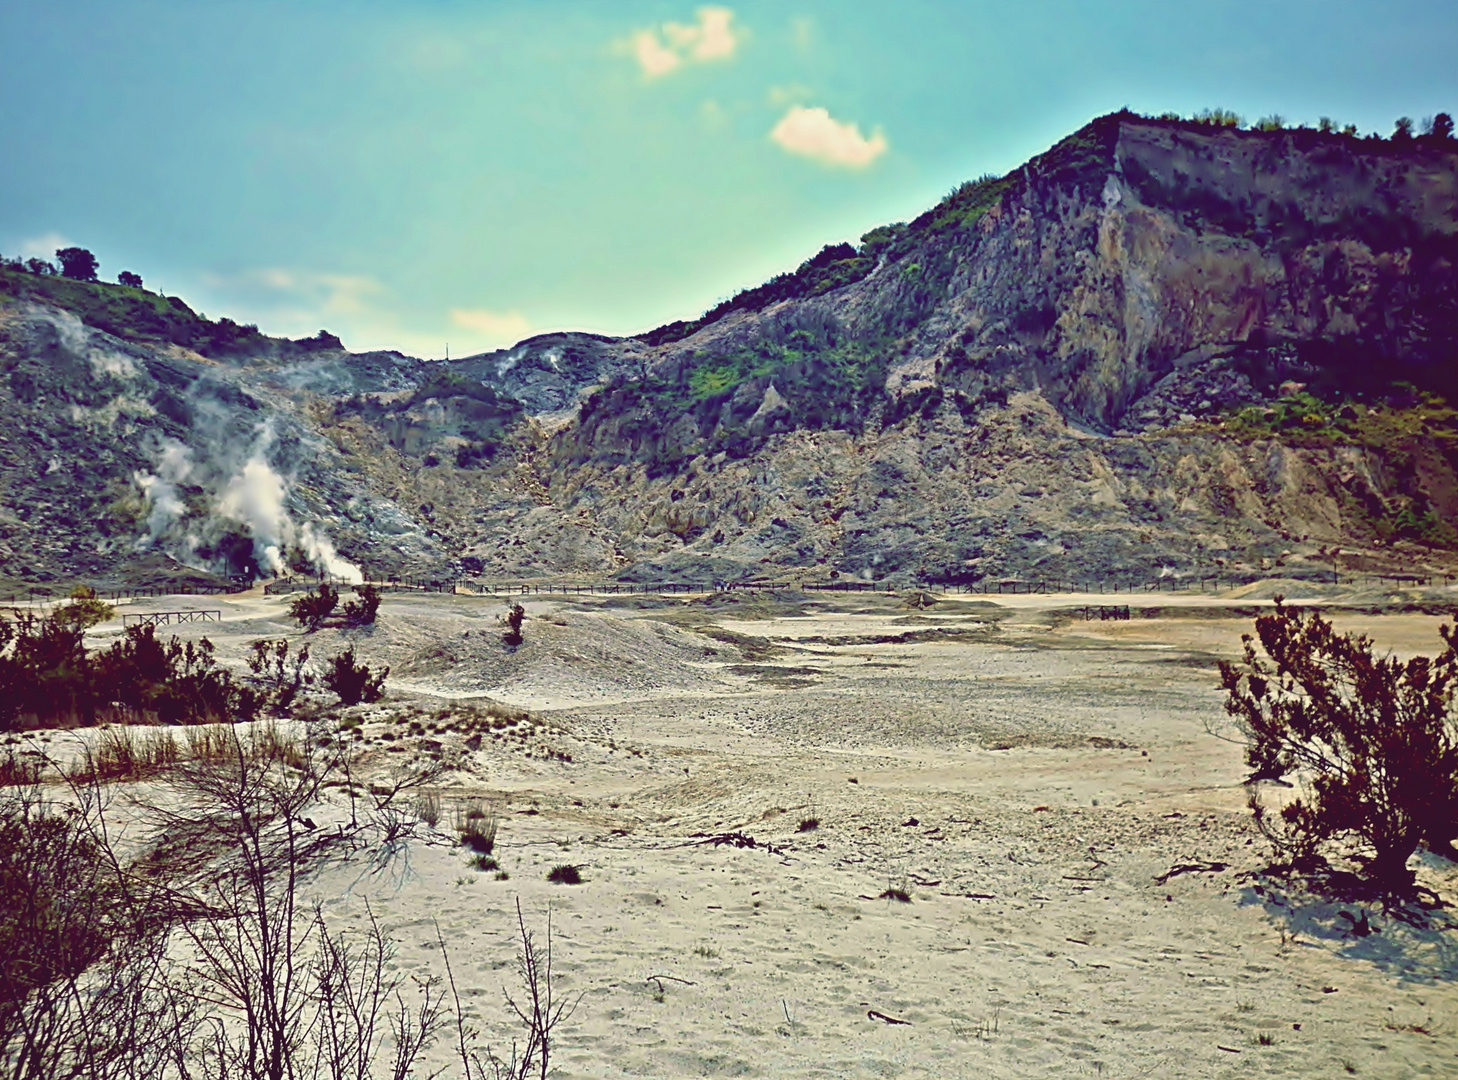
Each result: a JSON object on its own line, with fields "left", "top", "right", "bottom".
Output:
{"left": 2, "top": 110, "right": 1456, "bottom": 588}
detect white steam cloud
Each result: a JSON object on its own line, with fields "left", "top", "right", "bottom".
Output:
{"left": 217, "top": 452, "right": 289, "bottom": 576}
{"left": 134, "top": 440, "right": 194, "bottom": 541}
{"left": 135, "top": 423, "right": 363, "bottom": 584}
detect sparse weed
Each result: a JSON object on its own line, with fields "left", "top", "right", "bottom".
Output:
{"left": 413, "top": 791, "right": 442, "bottom": 827}
{"left": 797, "top": 817, "right": 820, "bottom": 832}
{"left": 547, "top": 864, "right": 583, "bottom": 885}
{"left": 455, "top": 799, "right": 498, "bottom": 854}
{"left": 878, "top": 878, "right": 912, "bottom": 903}
{"left": 470, "top": 854, "right": 498, "bottom": 872}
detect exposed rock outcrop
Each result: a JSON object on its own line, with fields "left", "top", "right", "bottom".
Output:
{"left": 2, "top": 112, "right": 1456, "bottom": 588}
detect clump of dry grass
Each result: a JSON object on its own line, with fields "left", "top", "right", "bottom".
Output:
{"left": 546, "top": 864, "right": 583, "bottom": 885}
{"left": 455, "top": 799, "right": 497, "bottom": 854}
{"left": 78, "top": 725, "right": 180, "bottom": 782}
{"left": 414, "top": 791, "right": 442, "bottom": 826}
{"left": 71, "top": 721, "right": 308, "bottom": 783}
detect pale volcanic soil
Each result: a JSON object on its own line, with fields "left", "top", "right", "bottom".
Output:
{"left": 50, "top": 584, "right": 1458, "bottom": 1077}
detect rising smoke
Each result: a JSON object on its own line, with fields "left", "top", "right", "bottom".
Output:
{"left": 135, "top": 420, "right": 363, "bottom": 583}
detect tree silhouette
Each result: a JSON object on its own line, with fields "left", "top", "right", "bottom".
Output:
{"left": 1433, "top": 113, "right": 1455, "bottom": 141}
{"left": 1392, "top": 116, "right": 1415, "bottom": 142}
{"left": 54, "top": 247, "right": 98, "bottom": 281}
{"left": 117, "top": 270, "right": 143, "bottom": 288}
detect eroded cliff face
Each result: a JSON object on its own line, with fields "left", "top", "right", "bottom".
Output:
{"left": 2, "top": 114, "right": 1456, "bottom": 587}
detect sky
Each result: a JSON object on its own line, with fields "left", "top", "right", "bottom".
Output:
{"left": 2, "top": 0, "right": 1456, "bottom": 358}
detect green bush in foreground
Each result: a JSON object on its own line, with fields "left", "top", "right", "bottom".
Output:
{"left": 1218, "top": 597, "right": 1458, "bottom": 894}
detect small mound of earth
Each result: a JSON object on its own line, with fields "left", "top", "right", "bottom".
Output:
{"left": 370, "top": 609, "right": 737, "bottom": 705}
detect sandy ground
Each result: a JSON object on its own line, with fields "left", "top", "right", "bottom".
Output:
{"left": 32, "top": 584, "right": 1458, "bottom": 1077}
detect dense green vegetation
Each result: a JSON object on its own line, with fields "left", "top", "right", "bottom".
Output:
{"left": 581, "top": 317, "right": 901, "bottom": 469}
{"left": 1217, "top": 387, "right": 1458, "bottom": 547}
{"left": 0, "top": 263, "right": 348, "bottom": 358}
{"left": 0, "top": 589, "right": 258, "bottom": 729}
{"left": 0, "top": 265, "right": 274, "bottom": 357}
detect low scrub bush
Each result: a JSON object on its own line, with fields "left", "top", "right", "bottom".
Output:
{"left": 288, "top": 583, "right": 338, "bottom": 631}
{"left": 502, "top": 603, "right": 526, "bottom": 648}
{"left": 322, "top": 647, "right": 388, "bottom": 706}
{"left": 547, "top": 863, "right": 583, "bottom": 885}
{"left": 1218, "top": 597, "right": 1458, "bottom": 893}
{"left": 340, "top": 584, "right": 381, "bottom": 627}
{"left": 0, "top": 604, "right": 258, "bottom": 731}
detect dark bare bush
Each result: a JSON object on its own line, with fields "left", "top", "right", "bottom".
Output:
{"left": 0, "top": 759, "right": 196, "bottom": 1080}
{"left": 289, "top": 583, "right": 339, "bottom": 631}
{"left": 1217, "top": 597, "right": 1458, "bottom": 894}
{"left": 247, "top": 638, "right": 313, "bottom": 714}
{"left": 444, "top": 900, "right": 581, "bottom": 1080}
{"left": 501, "top": 604, "right": 525, "bottom": 649}
{"left": 1, "top": 725, "right": 576, "bottom": 1077}
{"left": 146, "top": 723, "right": 449, "bottom": 1078}
{"left": 324, "top": 647, "right": 389, "bottom": 706}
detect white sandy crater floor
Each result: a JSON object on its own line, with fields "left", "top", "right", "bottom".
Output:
{"left": 45, "top": 586, "right": 1458, "bottom": 1077}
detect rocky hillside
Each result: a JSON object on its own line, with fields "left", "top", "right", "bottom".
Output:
{"left": 1, "top": 111, "right": 1456, "bottom": 589}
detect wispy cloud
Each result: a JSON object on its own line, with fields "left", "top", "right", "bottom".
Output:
{"left": 203, "top": 268, "right": 385, "bottom": 323}
{"left": 769, "top": 105, "right": 887, "bottom": 168}
{"left": 18, "top": 232, "right": 73, "bottom": 260}
{"left": 625, "top": 7, "right": 740, "bottom": 79}
{"left": 196, "top": 268, "right": 531, "bottom": 358}
{"left": 451, "top": 307, "right": 531, "bottom": 345}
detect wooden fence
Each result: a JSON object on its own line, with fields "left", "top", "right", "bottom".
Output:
{"left": 6, "top": 569, "right": 1455, "bottom": 609}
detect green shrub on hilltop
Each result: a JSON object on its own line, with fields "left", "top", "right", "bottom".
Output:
{"left": 0, "top": 265, "right": 269, "bottom": 357}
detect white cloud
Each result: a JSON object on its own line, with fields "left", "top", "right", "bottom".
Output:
{"left": 450, "top": 307, "right": 531, "bottom": 345}
{"left": 626, "top": 7, "right": 740, "bottom": 78}
{"left": 18, "top": 232, "right": 73, "bottom": 259}
{"left": 631, "top": 30, "right": 682, "bottom": 77}
{"left": 769, "top": 106, "right": 887, "bottom": 168}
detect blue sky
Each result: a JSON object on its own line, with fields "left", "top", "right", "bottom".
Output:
{"left": 2, "top": 1, "right": 1455, "bottom": 357}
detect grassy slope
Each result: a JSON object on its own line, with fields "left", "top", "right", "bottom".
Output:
{"left": 0, "top": 268, "right": 269, "bottom": 356}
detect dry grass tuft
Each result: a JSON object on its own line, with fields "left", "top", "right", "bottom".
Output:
{"left": 546, "top": 863, "right": 583, "bottom": 885}
{"left": 414, "top": 791, "right": 443, "bottom": 827}
{"left": 455, "top": 799, "right": 498, "bottom": 854}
